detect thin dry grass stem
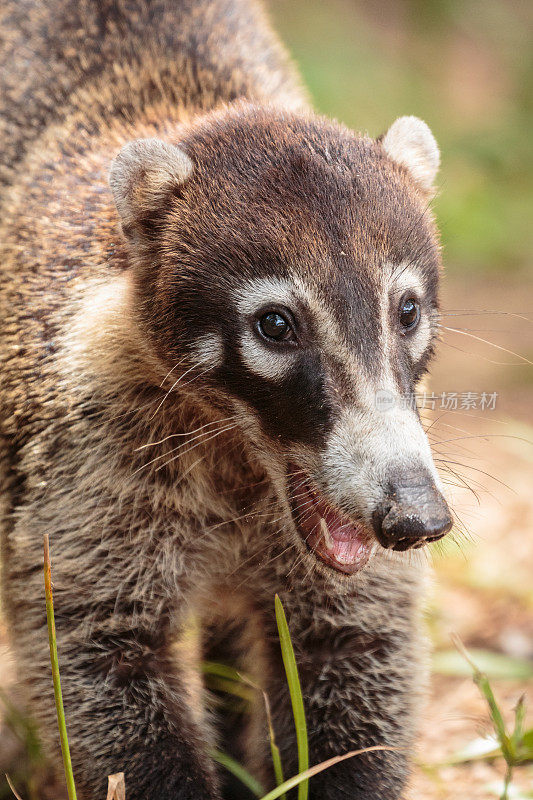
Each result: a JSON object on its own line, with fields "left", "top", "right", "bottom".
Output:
{"left": 258, "top": 745, "right": 400, "bottom": 800}
{"left": 237, "top": 674, "right": 286, "bottom": 798}
{"left": 5, "top": 774, "right": 24, "bottom": 800}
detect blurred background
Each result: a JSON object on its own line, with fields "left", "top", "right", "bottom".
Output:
{"left": 0, "top": 1, "right": 532, "bottom": 798}
{"left": 271, "top": 0, "right": 532, "bottom": 280}
{"left": 269, "top": 1, "right": 533, "bottom": 797}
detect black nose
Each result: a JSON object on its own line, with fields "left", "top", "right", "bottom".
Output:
{"left": 372, "top": 469, "right": 453, "bottom": 551}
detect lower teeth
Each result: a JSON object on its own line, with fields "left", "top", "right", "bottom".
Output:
{"left": 319, "top": 517, "right": 334, "bottom": 550}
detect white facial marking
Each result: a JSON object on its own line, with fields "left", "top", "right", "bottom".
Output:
{"left": 233, "top": 277, "right": 298, "bottom": 382}
{"left": 61, "top": 274, "right": 165, "bottom": 386}
{"left": 361, "top": 261, "right": 433, "bottom": 404}
{"left": 191, "top": 333, "right": 224, "bottom": 370}
{"left": 305, "top": 261, "right": 440, "bottom": 525}
{"left": 238, "top": 335, "right": 293, "bottom": 382}
{"left": 388, "top": 262, "right": 433, "bottom": 363}
{"left": 321, "top": 402, "right": 442, "bottom": 523}
{"left": 233, "top": 277, "right": 296, "bottom": 317}
{"left": 64, "top": 274, "right": 132, "bottom": 364}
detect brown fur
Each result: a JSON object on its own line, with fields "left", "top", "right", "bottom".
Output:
{"left": 0, "top": 2, "right": 441, "bottom": 799}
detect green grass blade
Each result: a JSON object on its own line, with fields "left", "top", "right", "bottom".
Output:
{"left": 473, "top": 672, "right": 510, "bottom": 755}
{"left": 210, "top": 750, "right": 265, "bottom": 798}
{"left": 203, "top": 674, "right": 255, "bottom": 703}
{"left": 451, "top": 635, "right": 515, "bottom": 769}
{"left": 270, "top": 741, "right": 285, "bottom": 799}
{"left": 43, "top": 535, "right": 77, "bottom": 800}
{"left": 202, "top": 660, "right": 250, "bottom": 684}
{"left": 517, "top": 728, "right": 533, "bottom": 762}
{"left": 229, "top": 663, "right": 287, "bottom": 799}
{"left": 203, "top": 657, "right": 286, "bottom": 797}
{"left": 275, "top": 595, "right": 308, "bottom": 800}
{"left": 511, "top": 696, "right": 526, "bottom": 751}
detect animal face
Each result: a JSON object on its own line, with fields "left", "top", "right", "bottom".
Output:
{"left": 110, "top": 106, "right": 452, "bottom": 577}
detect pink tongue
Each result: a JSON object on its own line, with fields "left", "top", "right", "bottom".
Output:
{"left": 331, "top": 537, "right": 366, "bottom": 564}
{"left": 289, "top": 467, "right": 373, "bottom": 573}
{"left": 322, "top": 508, "right": 367, "bottom": 564}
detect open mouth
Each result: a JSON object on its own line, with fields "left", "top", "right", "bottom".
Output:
{"left": 287, "top": 466, "right": 375, "bottom": 575}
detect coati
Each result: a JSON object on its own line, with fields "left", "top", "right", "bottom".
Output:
{"left": 0, "top": 1, "right": 453, "bottom": 798}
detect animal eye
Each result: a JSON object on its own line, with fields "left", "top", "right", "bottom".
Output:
{"left": 257, "top": 312, "right": 293, "bottom": 341}
{"left": 399, "top": 298, "right": 420, "bottom": 331}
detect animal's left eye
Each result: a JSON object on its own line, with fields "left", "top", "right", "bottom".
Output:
{"left": 257, "top": 312, "right": 294, "bottom": 342}
{"left": 399, "top": 298, "right": 420, "bottom": 331}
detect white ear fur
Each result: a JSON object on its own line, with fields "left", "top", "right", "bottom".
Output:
{"left": 381, "top": 116, "right": 439, "bottom": 191}
{"left": 109, "top": 138, "right": 193, "bottom": 230}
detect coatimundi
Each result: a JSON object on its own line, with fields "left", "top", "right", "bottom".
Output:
{"left": 0, "top": 1, "right": 452, "bottom": 798}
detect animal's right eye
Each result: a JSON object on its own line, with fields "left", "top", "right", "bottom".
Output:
{"left": 257, "top": 312, "right": 294, "bottom": 342}
{"left": 399, "top": 297, "right": 420, "bottom": 332}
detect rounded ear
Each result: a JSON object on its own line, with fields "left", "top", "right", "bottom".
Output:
{"left": 109, "top": 138, "right": 193, "bottom": 234}
{"left": 380, "top": 116, "right": 439, "bottom": 192}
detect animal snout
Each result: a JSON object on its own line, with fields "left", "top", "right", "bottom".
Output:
{"left": 371, "top": 468, "right": 453, "bottom": 551}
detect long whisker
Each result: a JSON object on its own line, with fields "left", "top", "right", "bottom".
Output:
{"left": 433, "top": 458, "right": 515, "bottom": 493}
{"left": 437, "top": 462, "right": 481, "bottom": 505}
{"left": 438, "top": 336, "right": 521, "bottom": 366}
{"left": 132, "top": 422, "right": 238, "bottom": 476}
{"left": 159, "top": 356, "right": 189, "bottom": 388}
{"left": 149, "top": 363, "right": 200, "bottom": 420}
{"left": 149, "top": 363, "right": 216, "bottom": 420}
{"left": 441, "top": 309, "right": 532, "bottom": 322}
{"left": 134, "top": 421, "right": 238, "bottom": 469}
{"left": 136, "top": 416, "right": 236, "bottom": 450}
{"left": 430, "top": 432, "right": 533, "bottom": 448}
{"left": 441, "top": 325, "right": 532, "bottom": 365}
{"left": 154, "top": 423, "right": 239, "bottom": 473}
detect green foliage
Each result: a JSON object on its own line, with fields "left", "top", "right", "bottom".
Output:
{"left": 274, "top": 594, "right": 309, "bottom": 800}
{"left": 210, "top": 750, "right": 265, "bottom": 798}
{"left": 0, "top": 691, "right": 43, "bottom": 771}
{"left": 13, "top": 550, "right": 533, "bottom": 800}
{"left": 212, "top": 596, "right": 396, "bottom": 800}
{"left": 0, "top": 690, "right": 44, "bottom": 800}
{"left": 204, "top": 658, "right": 286, "bottom": 797}
{"left": 5, "top": 573, "right": 391, "bottom": 800}
{"left": 433, "top": 648, "right": 533, "bottom": 681}
{"left": 449, "top": 636, "right": 533, "bottom": 800}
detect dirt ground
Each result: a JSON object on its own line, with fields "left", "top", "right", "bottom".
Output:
{"left": 1, "top": 272, "right": 532, "bottom": 799}
{"left": 408, "top": 419, "right": 533, "bottom": 799}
